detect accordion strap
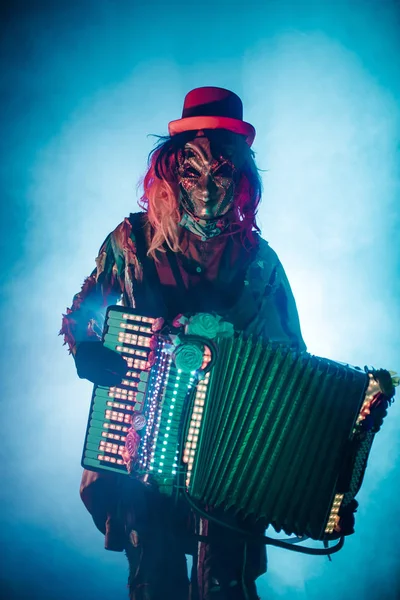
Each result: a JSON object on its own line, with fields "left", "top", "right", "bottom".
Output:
{"left": 184, "top": 492, "right": 345, "bottom": 557}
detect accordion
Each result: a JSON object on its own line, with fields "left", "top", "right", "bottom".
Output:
{"left": 82, "top": 306, "right": 395, "bottom": 540}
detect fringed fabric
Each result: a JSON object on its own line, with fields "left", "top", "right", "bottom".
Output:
{"left": 60, "top": 274, "right": 98, "bottom": 355}
{"left": 60, "top": 222, "right": 134, "bottom": 354}
{"left": 111, "top": 217, "right": 144, "bottom": 308}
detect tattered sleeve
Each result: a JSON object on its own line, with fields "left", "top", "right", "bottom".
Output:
{"left": 60, "top": 216, "right": 143, "bottom": 356}
{"left": 60, "top": 233, "right": 121, "bottom": 356}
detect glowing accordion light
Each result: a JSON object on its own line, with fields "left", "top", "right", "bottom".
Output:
{"left": 82, "top": 306, "right": 394, "bottom": 540}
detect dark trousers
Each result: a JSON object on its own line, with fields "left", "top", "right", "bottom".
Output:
{"left": 124, "top": 487, "right": 191, "bottom": 600}
{"left": 124, "top": 489, "right": 264, "bottom": 600}
{"left": 196, "top": 509, "right": 263, "bottom": 600}
{"left": 125, "top": 526, "right": 189, "bottom": 600}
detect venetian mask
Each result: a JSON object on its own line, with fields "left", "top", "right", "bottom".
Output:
{"left": 177, "top": 135, "right": 239, "bottom": 221}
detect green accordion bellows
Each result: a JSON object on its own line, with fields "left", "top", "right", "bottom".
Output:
{"left": 189, "top": 335, "right": 367, "bottom": 539}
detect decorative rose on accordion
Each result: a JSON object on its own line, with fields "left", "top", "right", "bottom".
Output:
{"left": 186, "top": 313, "right": 219, "bottom": 339}
{"left": 145, "top": 351, "right": 156, "bottom": 370}
{"left": 122, "top": 427, "right": 141, "bottom": 473}
{"left": 121, "top": 446, "right": 132, "bottom": 471}
{"left": 149, "top": 335, "right": 158, "bottom": 350}
{"left": 125, "top": 427, "right": 141, "bottom": 455}
{"left": 173, "top": 341, "right": 204, "bottom": 373}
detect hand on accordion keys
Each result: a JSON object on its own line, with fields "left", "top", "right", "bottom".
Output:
{"left": 74, "top": 341, "right": 128, "bottom": 386}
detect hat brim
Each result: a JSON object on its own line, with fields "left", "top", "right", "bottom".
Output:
{"left": 168, "top": 116, "right": 255, "bottom": 147}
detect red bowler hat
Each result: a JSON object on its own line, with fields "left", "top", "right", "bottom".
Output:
{"left": 168, "top": 86, "right": 256, "bottom": 146}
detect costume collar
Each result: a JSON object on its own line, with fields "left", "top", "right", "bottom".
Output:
{"left": 178, "top": 210, "right": 231, "bottom": 240}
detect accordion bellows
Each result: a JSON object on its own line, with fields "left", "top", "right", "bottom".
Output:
{"left": 189, "top": 336, "right": 366, "bottom": 538}
{"left": 82, "top": 307, "right": 391, "bottom": 541}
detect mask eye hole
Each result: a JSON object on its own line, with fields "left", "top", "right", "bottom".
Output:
{"left": 182, "top": 166, "right": 199, "bottom": 178}
{"left": 214, "top": 164, "right": 235, "bottom": 178}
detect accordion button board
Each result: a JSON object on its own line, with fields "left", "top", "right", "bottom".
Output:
{"left": 82, "top": 307, "right": 197, "bottom": 494}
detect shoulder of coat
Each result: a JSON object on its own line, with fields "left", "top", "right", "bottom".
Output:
{"left": 253, "top": 235, "right": 280, "bottom": 268}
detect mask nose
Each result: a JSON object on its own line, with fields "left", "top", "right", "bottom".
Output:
{"left": 199, "top": 171, "right": 217, "bottom": 200}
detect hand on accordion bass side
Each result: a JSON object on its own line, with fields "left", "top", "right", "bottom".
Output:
{"left": 74, "top": 341, "right": 128, "bottom": 386}
{"left": 325, "top": 499, "right": 358, "bottom": 541}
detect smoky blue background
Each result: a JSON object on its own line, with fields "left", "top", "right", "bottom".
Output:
{"left": 1, "top": 1, "right": 400, "bottom": 599}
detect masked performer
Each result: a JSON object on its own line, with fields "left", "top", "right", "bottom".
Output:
{"left": 61, "top": 87, "right": 306, "bottom": 600}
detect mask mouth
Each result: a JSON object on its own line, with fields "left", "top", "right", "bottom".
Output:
{"left": 193, "top": 192, "right": 211, "bottom": 201}
{"left": 180, "top": 200, "right": 233, "bottom": 223}
{"left": 179, "top": 185, "right": 235, "bottom": 221}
